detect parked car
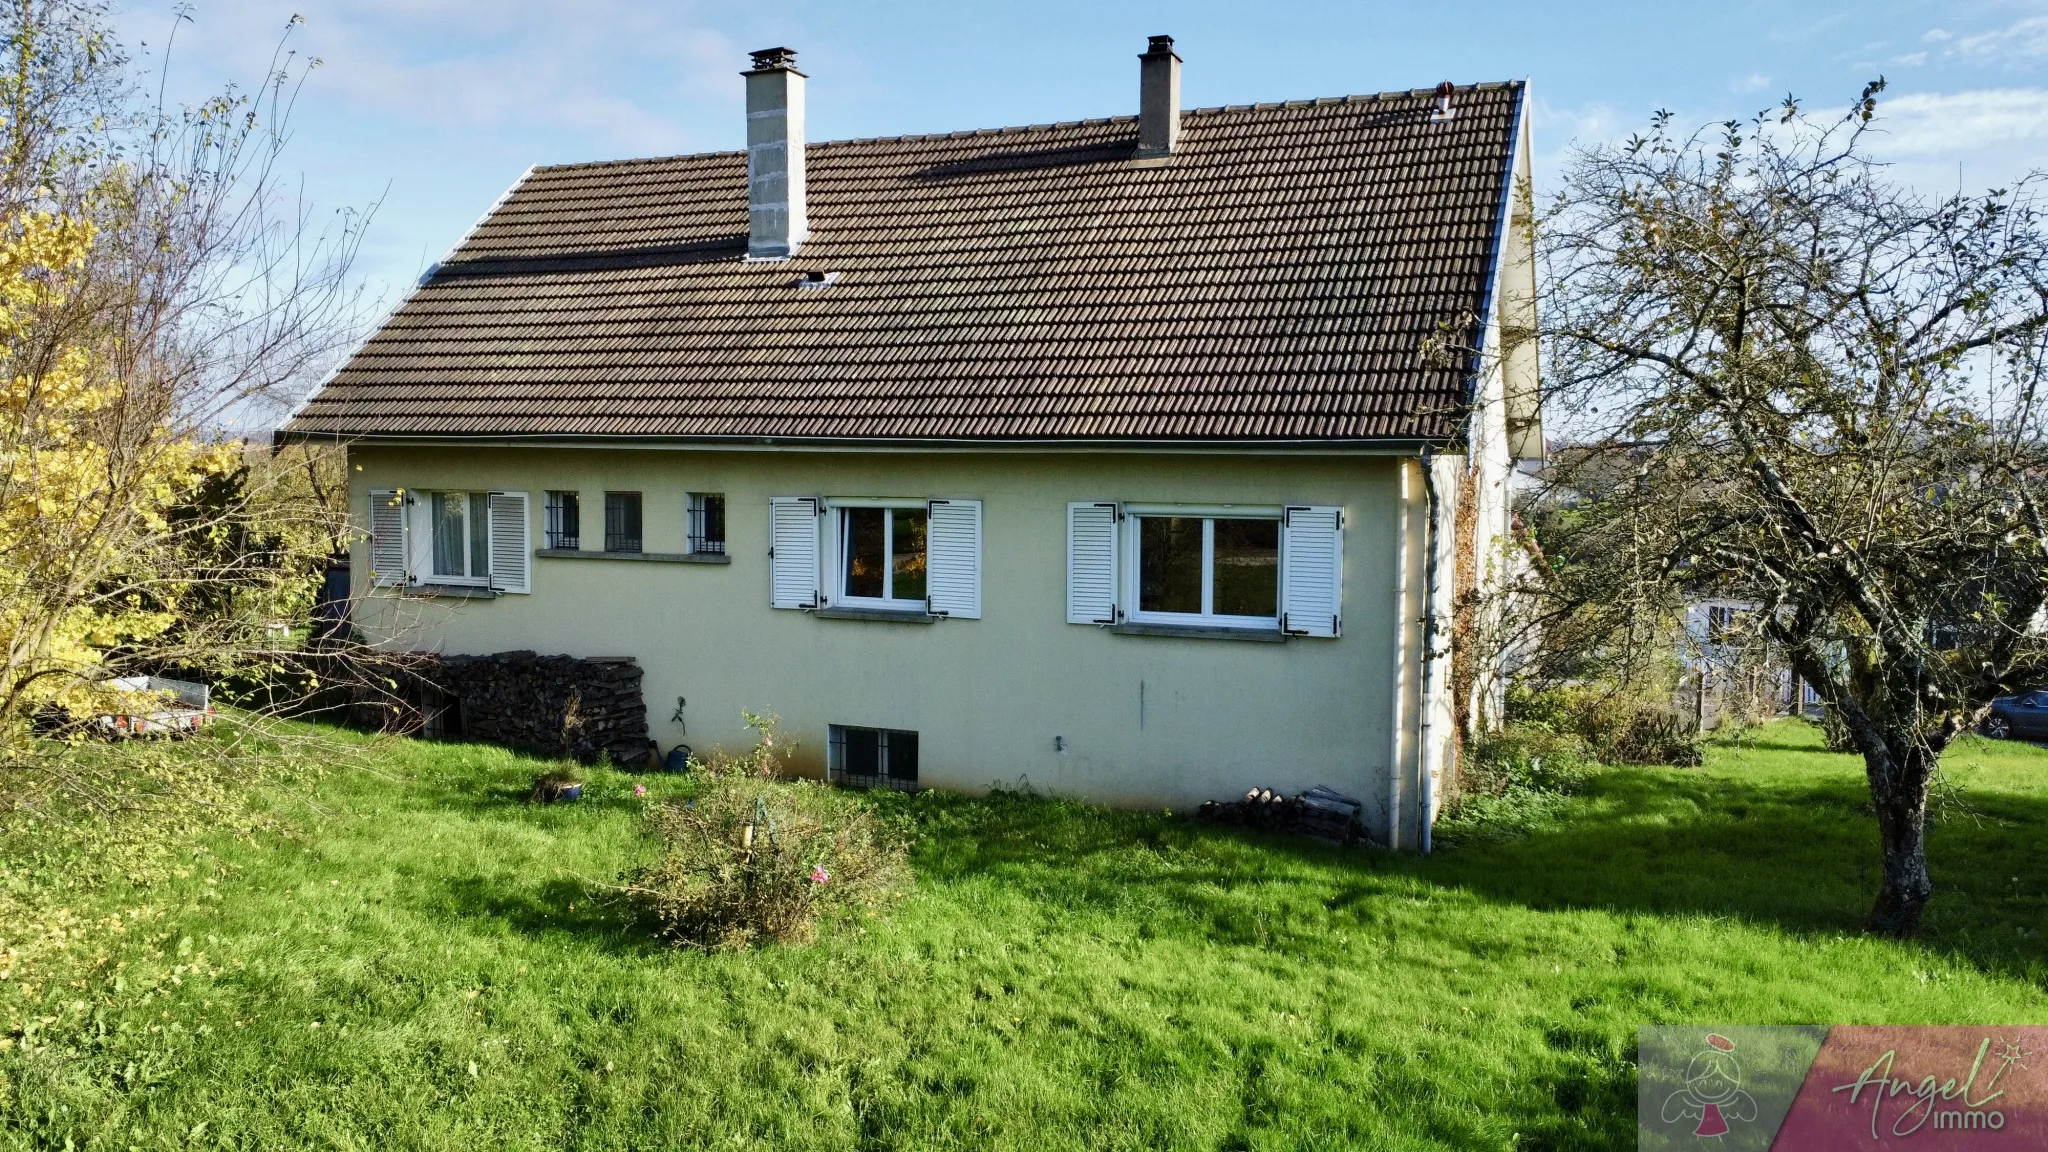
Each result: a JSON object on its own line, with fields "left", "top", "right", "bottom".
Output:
{"left": 1982, "top": 691, "right": 2048, "bottom": 740}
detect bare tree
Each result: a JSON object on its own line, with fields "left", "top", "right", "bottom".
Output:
{"left": 1537, "top": 83, "right": 2048, "bottom": 935}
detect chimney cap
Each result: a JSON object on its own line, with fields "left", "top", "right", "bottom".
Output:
{"left": 747, "top": 47, "right": 800, "bottom": 72}
{"left": 1143, "top": 34, "right": 1178, "bottom": 57}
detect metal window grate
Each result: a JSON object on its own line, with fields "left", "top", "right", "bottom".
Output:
{"left": 828, "top": 725, "right": 919, "bottom": 792}
{"left": 688, "top": 492, "right": 726, "bottom": 555}
{"left": 604, "top": 491, "right": 642, "bottom": 553}
{"left": 544, "top": 491, "right": 580, "bottom": 550}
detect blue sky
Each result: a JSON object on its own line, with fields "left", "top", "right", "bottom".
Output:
{"left": 116, "top": 0, "right": 2048, "bottom": 310}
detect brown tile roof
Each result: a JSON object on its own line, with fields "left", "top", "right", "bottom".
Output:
{"left": 284, "top": 82, "right": 1525, "bottom": 444}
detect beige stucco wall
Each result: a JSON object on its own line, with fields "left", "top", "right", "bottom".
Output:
{"left": 347, "top": 446, "right": 1431, "bottom": 829}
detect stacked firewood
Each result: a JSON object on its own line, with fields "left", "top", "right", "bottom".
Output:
{"left": 1196, "top": 784, "right": 1368, "bottom": 845}
{"left": 430, "top": 651, "right": 650, "bottom": 765}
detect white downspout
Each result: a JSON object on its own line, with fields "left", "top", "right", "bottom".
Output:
{"left": 1419, "top": 447, "right": 1446, "bottom": 854}
{"left": 1386, "top": 458, "right": 1411, "bottom": 850}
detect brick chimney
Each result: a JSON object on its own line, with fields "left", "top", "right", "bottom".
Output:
{"left": 743, "top": 47, "right": 807, "bottom": 260}
{"left": 1137, "top": 35, "right": 1181, "bottom": 160}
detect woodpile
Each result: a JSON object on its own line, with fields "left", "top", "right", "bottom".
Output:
{"left": 1196, "top": 784, "right": 1369, "bottom": 845}
{"left": 428, "top": 651, "right": 651, "bottom": 766}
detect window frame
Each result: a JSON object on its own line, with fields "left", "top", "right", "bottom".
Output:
{"left": 604, "top": 491, "right": 643, "bottom": 554}
{"left": 828, "top": 724, "right": 920, "bottom": 792}
{"left": 687, "top": 492, "right": 726, "bottom": 556}
{"left": 544, "top": 491, "right": 581, "bottom": 550}
{"left": 1122, "top": 502, "right": 1284, "bottom": 631}
{"left": 826, "top": 496, "right": 930, "bottom": 613}
{"left": 423, "top": 490, "right": 493, "bottom": 587}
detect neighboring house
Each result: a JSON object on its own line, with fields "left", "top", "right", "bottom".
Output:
{"left": 278, "top": 38, "right": 1541, "bottom": 848}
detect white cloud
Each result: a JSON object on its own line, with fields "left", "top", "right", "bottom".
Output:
{"left": 1923, "top": 28, "right": 1952, "bottom": 44}
{"left": 1730, "top": 73, "right": 1772, "bottom": 94}
{"left": 1952, "top": 16, "right": 2048, "bottom": 60}
{"left": 1890, "top": 52, "right": 1927, "bottom": 68}
{"left": 121, "top": 0, "right": 742, "bottom": 155}
{"left": 1871, "top": 88, "right": 2048, "bottom": 156}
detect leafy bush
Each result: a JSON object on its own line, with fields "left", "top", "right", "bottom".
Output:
{"left": 1506, "top": 685, "right": 1703, "bottom": 767}
{"left": 1440, "top": 725, "right": 1594, "bottom": 844}
{"left": 1458, "top": 725, "right": 1594, "bottom": 799}
{"left": 618, "top": 714, "right": 910, "bottom": 949}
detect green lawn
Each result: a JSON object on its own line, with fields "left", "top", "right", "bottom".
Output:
{"left": 5, "top": 720, "right": 2047, "bottom": 1150}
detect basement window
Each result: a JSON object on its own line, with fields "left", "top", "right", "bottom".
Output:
{"left": 828, "top": 725, "right": 918, "bottom": 791}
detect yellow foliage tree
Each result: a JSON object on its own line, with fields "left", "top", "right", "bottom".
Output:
{"left": 0, "top": 210, "right": 241, "bottom": 726}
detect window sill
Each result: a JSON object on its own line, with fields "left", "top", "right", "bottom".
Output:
{"left": 535, "top": 548, "right": 730, "bottom": 565}
{"left": 813, "top": 606, "right": 937, "bottom": 624}
{"left": 410, "top": 583, "right": 501, "bottom": 600}
{"left": 1110, "top": 621, "right": 1286, "bottom": 643}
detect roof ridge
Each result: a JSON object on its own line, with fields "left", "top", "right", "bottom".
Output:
{"left": 529, "top": 79, "right": 1522, "bottom": 175}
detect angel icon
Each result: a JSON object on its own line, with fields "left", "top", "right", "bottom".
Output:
{"left": 1662, "top": 1033, "right": 1759, "bottom": 1140}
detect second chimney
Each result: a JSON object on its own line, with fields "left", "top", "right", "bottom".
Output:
{"left": 1137, "top": 35, "right": 1181, "bottom": 159}
{"left": 744, "top": 47, "right": 807, "bottom": 260}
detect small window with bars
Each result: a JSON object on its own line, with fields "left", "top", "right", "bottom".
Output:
{"left": 688, "top": 492, "right": 726, "bottom": 555}
{"left": 544, "top": 491, "right": 580, "bottom": 550}
{"left": 604, "top": 492, "right": 642, "bottom": 553}
{"left": 828, "top": 725, "right": 919, "bottom": 792}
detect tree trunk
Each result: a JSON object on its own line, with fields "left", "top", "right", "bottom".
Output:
{"left": 1866, "top": 743, "right": 1936, "bottom": 937}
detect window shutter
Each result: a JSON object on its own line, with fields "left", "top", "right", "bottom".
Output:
{"left": 769, "top": 496, "right": 821, "bottom": 609}
{"left": 1066, "top": 501, "right": 1119, "bottom": 624}
{"left": 1281, "top": 505, "right": 1343, "bottom": 637}
{"left": 926, "top": 499, "right": 982, "bottom": 619}
{"left": 487, "top": 491, "right": 531, "bottom": 594}
{"left": 369, "top": 489, "right": 407, "bottom": 588}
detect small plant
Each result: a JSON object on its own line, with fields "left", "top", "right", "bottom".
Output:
{"left": 617, "top": 713, "right": 909, "bottom": 948}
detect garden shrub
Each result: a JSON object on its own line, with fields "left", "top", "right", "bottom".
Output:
{"left": 618, "top": 714, "right": 910, "bottom": 949}
{"left": 1441, "top": 724, "right": 1594, "bottom": 843}
{"left": 1506, "top": 685, "right": 1703, "bottom": 767}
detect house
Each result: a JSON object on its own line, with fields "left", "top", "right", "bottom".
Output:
{"left": 278, "top": 38, "right": 1541, "bottom": 849}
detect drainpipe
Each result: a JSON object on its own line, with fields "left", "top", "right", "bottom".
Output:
{"left": 1419, "top": 446, "right": 1446, "bottom": 854}
{"left": 1386, "top": 459, "right": 1411, "bottom": 850}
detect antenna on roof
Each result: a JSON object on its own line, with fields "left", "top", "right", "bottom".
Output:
{"left": 1430, "top": 80, "right": 1456, "bottom": 123}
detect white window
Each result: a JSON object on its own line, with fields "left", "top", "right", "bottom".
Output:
{"left": 428, "top": 492, "right": 493, "bottom": 585}
{"left": 835, "top": 502, "right": 929, "bottom": 611}
{"left": 1128, "top": 507, "right": 1283, "bottom": 630}
{"left": 368, "top": 488, "right": 529, "bottom": 594}
{"left": 770, "top": 496, "right": 981, "bottom": 617}
{"left": 1065, "top": 501, "right": 1343, "bottom": 636}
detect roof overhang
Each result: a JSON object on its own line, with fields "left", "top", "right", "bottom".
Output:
{"left": 272, "top": 430, "right": 1454, "bottom": 457}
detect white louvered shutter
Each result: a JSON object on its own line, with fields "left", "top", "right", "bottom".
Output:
{"left": 1281, "top": 505, "right": 1344, "bottom": 637}
{"left": 1066, "top": 501, "right": 1119, "bottom": 624}
{"left": 487, "top": 491, "right": 531, "bottom": 594}
{"left": 769, "top": 496, "right": 822, "bottom": 609}
{"left": 369, "top": 489, "right": 407, "bottom": 587}
{"left": 925, "top": 499, "right": 982, "bottom": 619}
